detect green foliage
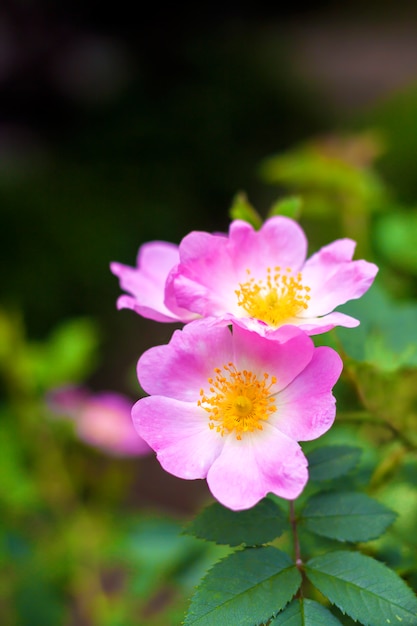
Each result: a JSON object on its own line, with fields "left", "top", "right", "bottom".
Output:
{"left": 111, "top": 516, "right": 229, "bottom": 600}
{"left": 0, "top": 310, "right": 100, "bottom": 393}
{"left": 362, "top": 463, "right": 417, "bottom": 575}
{"left": 306, "top": 446, "right": 362, "bottom": 483}
{"left": 300, "top": 492, "right": 396, "bottom": 543}
{"left": 359, "top": 84, "right": 417, "bottom": 202}
{"left": 184, "top": 547, "right": 302, "bottom": 626}
{"left": 229, "top": 192, "right": 304, "bottom": 226}
{"left": 258, "top": 132, "right": 386, "bottom": 218}
{"left": 271, "top": 598, "right": 343, "bottom": 625}
{"left": 0, "top": 410, "right": 40, "bottom": 510}
{"left": 267, "top": 196, "right": 303, "bottom": 220}
{"left": 185, "top": 498, "right": 287, "bottom": 546}
{"left": 229, "top": 192, "right": 263, "bottom": 229}
{"left": 24, "top": 317, "right": 100, "bottom": 390}
{"left": 375, "top": 209, "right": 417, "bottom": 275}
{"left": 0, "top": 311, "right": 202, "bottom": 625}
{"left": 335, "top": 284, "right": 417, "bottom": 371}
{"left": 13, "top": 563, "right": 66, "bottom": 626}
{"left": 305, "top": 551, "right": 417, "bottom": 626}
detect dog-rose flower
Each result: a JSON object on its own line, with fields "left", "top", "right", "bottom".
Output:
{"left": 110, "top": 241, "right": 198, "bottom": 322}
{"left": 132, "top": 322, "right": 343, "bottom": 510}
{"left": 48, "top": 386, "right": 151, "bottom": 457}
{"left": 165, "top": 216, "right": 378, "bottom": 335}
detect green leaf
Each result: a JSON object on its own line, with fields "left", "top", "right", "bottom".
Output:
{"left": 307, "top": 446, "right": 362, "bottom": 482}
{"left": 47, "top": 317, "right": 100, "bottom": 383}
{"left": 185, "top": 498, "right": 288, "bottom": 546}
{"left": 258, "top": 135, "right": 385, "bottom": 215}
{"left": 336, "top": 284, "right": 417, "bottom": 370}
{"left": 184, "top": 546, "right": 302, "bottom": 626}
{"left": 305, "top": 550, "right": 417, "bottom": 625}
{"left": 229, "top": 192, "right": 263, "bottom": 229}
{"left": 301, "top": 492, "right": 396, "bottom": 542}
{"left": 24, "top": 318, "right": 100, "bottom": 390}
{"left": 375, "top": 210, "right": 417, "bottom": 275}
{"left": 267, "top": 196, "right": 302, "bottom": 220}
{"left": 271, "top": 598, "right": 342, "bottom": 625}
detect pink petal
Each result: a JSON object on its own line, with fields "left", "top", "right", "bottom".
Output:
{"left": 308, "top": 238, "right": 357, "bottom": 264}
{"left": 112, "top": 241, "right": 178, "bottom": 293}
{"left": 111, "top": 241, "right": 196, "bottom": 322}
{"left": 207, "top": 427, "right": 308, "bottom": 510}
{"left": 301, "top": 240, "right": 379, "bottom": 317}
{"left": 132, "top": 396, "right": 223, "bottom": 479}
{"left": 274, "top": 347, "right": 343, "bottom": 441}
{"left": 114, "top": 293, "right": 180, "bottom": 322}
{"left": 137, "top": 240, "right": 180, "bottom": 271}
{"left": 76, "top": 392, "right": 151, "bottom": 457}
{"left": 296, "top": 311, "right": 360, "bottom": 335}
{"left": 228, "top": 217, "right": 307, "bottom": 277}
{"left": 47, "top": 385, "right": 89, "bottom": 417}
{"left": 137, "top": 323, "right": 233, "bottom": 401}
{"left": 171, "top": 231, "right": 239, "bottom": 315}
{"left": 233, "top": 311, "right": 359, "bottom": 336}
{"left": 171, "top": 217, "right": 308, "bottom": 318}
{"left": 232, "top": 324, "right": 315, "bottom": 392}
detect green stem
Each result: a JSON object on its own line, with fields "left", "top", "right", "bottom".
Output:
{"left": 289, "top": 501, "right": 302, "bottom": 567}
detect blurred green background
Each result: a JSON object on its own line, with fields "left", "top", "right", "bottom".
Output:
{"left": 2, "top": 2, "right": 417, "bottom": 624}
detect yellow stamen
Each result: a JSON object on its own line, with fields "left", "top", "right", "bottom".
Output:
{"left": 198, "top": 363, "right": 277, "bottom": 440}
{"left": 235, "top": 266, "right": 311, "bottom": 327}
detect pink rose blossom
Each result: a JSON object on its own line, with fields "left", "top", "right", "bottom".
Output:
{"left": 110, "top": 241, "right": 198, "bottom": 323}
{"left": 166, "top": 216, "right": 378, "bottom": 335}
{"left": 132, "top": 322, "right": 343, "bottom": 510}
{"left": 48, "top": 386, "right": 151, "bottom": 457}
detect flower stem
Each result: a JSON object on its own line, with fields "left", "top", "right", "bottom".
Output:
{"left": 289, "top": 500, "right": 303, "bottom": 582}
{"left": 289, "top": 499, "right": 308, "bottom": 601}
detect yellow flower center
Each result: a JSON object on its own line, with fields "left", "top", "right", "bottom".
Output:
{"left": 235, "top": 267, "right": 311, "bottom": 327}
{"left": 198, "top": 363, "right": 277, "bottom": 440}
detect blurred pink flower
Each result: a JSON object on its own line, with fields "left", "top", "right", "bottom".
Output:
{"left": 132, "top": 322, "right": 343, "bottom": 510}
{"left": 48, "top": 386, "right": 151, "bottom": 457}
{"left": 166, "top": 216, "right": 378, "bottom": 336}
{"left": 110, "top": 241, "right": 198, "bottom": 323}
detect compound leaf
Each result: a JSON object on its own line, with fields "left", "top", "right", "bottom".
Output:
{"left": 305, "top": 550, "right": 417, "bottom": 625}
{"left": 307, "top": 446, "right": 362, "bottom": 482}
{"left": 184, "top": 546, "right": 301, "bottom": 626}
{"left": 301, "top": 492, "right": 396, "bottom": 542}
{"left": 185, "top": 498, "right": 287, "bottom": 546}
{"left": 271, "top": 598, "right": 342, "bottom": 624}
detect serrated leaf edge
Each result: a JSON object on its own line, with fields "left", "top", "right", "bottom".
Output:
{"left": 184, "top": 547, "right": 301, "bottom": 625}
{"left": 305, "top": 550, "right": 417, "bottom": 625}
{"left": 300, "top": 491, "right": 397, "bottom": 543}
{"left": 307, "top": 446, "right": 362, "bottom": 482}
{"left": 183, "top": 499, "right": 288, "bottom": 547}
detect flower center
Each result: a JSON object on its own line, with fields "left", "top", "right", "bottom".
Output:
{"left": 235, "top": 267, "right": 311, "bottom": 327}
{"left": 198, "top": 363, "right": 277, "bottom": 440}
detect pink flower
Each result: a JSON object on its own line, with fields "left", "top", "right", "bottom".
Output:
{"left": 132, "top": 322, "right": 343, "bottom": 510}
{"left": 48, "top": 387, "right": 151, "bottom": 457}
{"left": 110, "top": 241, "right": 198, "bottom": 323}
{"left": 166, "top": 216, "right": 378, "bottom": 335}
